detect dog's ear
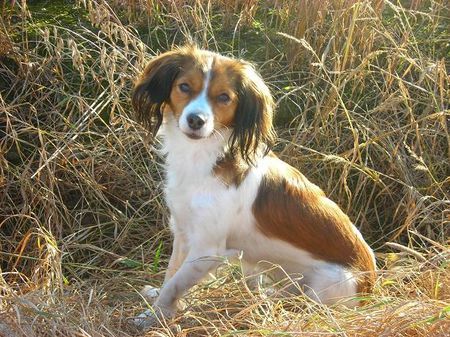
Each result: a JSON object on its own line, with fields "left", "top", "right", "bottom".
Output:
{"left": 132, "top": 50, "right": 188, "bottom": 134}
{"left": 229, "top": 63, "right": 276, "bottom": 164}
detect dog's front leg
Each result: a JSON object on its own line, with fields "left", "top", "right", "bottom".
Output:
{"left": 155, "top": 246, "right": 223, "bottom": 311}
{"left": 140, "top": 232, "right": 188, "bottom": 301}
{"left": 136, "top": 245, "right": 224, "bottom": 329}
{"left": 163, "top": 231, "right": 189, "bottom": 284}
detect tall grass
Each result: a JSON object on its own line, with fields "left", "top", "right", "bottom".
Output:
{"left": 0, "top": 0, "right": 449, "bottom": 336}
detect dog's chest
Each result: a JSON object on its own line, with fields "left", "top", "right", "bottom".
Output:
{"left": 165, "top": 168, "right": 243, "bottom": 242}
{"left": 163, "top": 140, "right": 240, "bottom": 234}
{"left": 165, "top": 170, "right": 225, "bottom": 213}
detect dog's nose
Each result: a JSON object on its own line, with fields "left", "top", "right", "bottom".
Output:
{"left": 187, "top": 113, "right": 206, "bottom": 130}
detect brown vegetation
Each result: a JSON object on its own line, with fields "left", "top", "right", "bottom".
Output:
{"left": 0, "top": 0, "right": 448, "bottom": 336}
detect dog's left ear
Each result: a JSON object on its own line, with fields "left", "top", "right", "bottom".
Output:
{"left": 132, "top": 50, "right": 189, "bottom": 134}
{"left": 230, "top": 63, "right": 276, "bottom": 164}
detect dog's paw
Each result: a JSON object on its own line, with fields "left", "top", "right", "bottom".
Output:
{"left": 140, "top": 285, "right": 160, "bottom": 300}
{"left": 133, "top": 309, "right": 160, "bottom": 331}
{"left": 133, "top": 306, "right": 174, "bottom": 331}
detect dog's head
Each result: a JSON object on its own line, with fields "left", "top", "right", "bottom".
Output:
{"left": 132, "top": 45, "right": 275, "bottom": 163}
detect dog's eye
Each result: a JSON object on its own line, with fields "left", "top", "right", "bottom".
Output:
{"left": 179, "top": 83, "right": 190, "bottom": 93}
{"left": 217, "top": 93, "right": 231, "bottom": 103}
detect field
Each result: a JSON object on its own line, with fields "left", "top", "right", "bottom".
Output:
{"left": 0, "top": 0, "right": 449, "bottom": 336}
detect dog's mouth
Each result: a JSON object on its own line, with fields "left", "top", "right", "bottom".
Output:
{"left": 181, "top": 127, "right": 213, "bottom": 140}
{"left": 184, "top": 132, "right": 204, "bottom": 140}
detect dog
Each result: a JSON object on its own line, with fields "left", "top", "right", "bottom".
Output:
{"left": 132, "top": 45, "right": 376, "bottom": 328}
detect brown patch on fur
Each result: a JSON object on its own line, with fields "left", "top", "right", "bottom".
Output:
{"left": 209, "top": 58, "right": 240, "bottom": 128}
{"left": 253, "top": 154, "right": 376, "bottom": 294}
{"left": 168, "top": 66, "right": 206, "bottom": 119}
{"left": 213, "top": 152, "right": 250, "bottom": 187}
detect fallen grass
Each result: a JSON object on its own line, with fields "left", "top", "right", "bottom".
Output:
{"left": 0, "top": 0, "right": 449, "bottom": 336}
{"left": 0, "top": 253, "right": 449, "bottom": 336}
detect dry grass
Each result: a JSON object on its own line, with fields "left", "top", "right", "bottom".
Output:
{"left": 0, "top": 0, "right": 449, "bottom": 336}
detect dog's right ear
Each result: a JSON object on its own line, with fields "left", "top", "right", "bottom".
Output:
{"left": 132, "top": 50, "right": 188, "bottom": 134}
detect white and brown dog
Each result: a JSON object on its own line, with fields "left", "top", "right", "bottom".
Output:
{"left": 132, "top": 45, "right": 376, "bottom": 328}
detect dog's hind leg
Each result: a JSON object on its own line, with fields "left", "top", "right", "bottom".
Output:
{"left": 303, "top": 263, "right": 359, "bottom": 306}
